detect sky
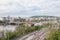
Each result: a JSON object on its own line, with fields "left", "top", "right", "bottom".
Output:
{"left": 0, "top": 0, "right": 60, "bottom": 17}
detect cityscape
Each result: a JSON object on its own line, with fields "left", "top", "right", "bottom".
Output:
{"left": 0, "top": 16, "right": 60, "bottom": 40}
{"left": 0, "top": 0, "right": 60, "bottom": 40}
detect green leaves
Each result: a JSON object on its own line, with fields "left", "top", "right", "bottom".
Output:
{"left": 0, "top": 23, "right": 43, "bottom": 40}
{"left": 44, "top": 27, "right": 60, "bottom": 40}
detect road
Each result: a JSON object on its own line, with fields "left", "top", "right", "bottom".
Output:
{"left": 12, "top": 28, "right": 48, "bottom": 40}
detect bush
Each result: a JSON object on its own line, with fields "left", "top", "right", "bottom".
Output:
{"left": 44, "top": 28, "right": 60, "bottom": 40}
{"left": 0, "top": 23, "right": 43, "bottom": 40}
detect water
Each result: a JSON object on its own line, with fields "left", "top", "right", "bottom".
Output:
{"left": 0, "top": 25, "right": 17, "bottom": 31}
{"left": 5, "top": 25, "right": 17, "bottom": 31}
{"left": 0, "top": 25, "right": 17, "bottom": 36}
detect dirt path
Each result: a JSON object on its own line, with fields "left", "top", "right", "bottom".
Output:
{"left": 12, "top": 28, "right": 48, "bottom": 40}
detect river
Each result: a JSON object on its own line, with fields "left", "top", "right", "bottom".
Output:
{"left": 0, "top": 25, "right": 17, "bottom": 36}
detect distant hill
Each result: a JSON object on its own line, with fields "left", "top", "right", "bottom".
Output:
{"left": 30, "top": 16, "right": 56, "bottom": 18}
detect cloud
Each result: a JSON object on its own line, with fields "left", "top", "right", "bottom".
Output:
{"left": 0, "top": 0, "right": 60, "bottom": 16}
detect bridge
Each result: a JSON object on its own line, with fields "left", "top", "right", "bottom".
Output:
{"left": 5, "top": 20, "right": 58, "bottom": 25}
{"left": 8, "top": 22, "right": 26, "bottom": 25}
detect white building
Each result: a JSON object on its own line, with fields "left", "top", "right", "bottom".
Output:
{"left": 0, "top": 17, "right": 4, "bottom": 21}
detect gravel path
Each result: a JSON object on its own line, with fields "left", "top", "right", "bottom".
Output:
{"left": 12, "top": 28, "right": 48, "bottom": 40}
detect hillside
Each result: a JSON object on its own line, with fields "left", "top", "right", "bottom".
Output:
{"left": 30, "top": 16, "right": 56, "bottom": 18}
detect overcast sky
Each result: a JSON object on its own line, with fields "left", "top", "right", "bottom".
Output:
{"left": 0, "top": 0, "right": 60, "bottom": 17}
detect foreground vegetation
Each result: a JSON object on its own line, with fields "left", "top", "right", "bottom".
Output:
{"left": 44, "top": 27, "right": 60, "bottom": 40}
{"left": 0, "top": 23, "right": 56, "bottom": 40}
{"left": 0, "top": 23, "right": 44, "bottom": 40}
